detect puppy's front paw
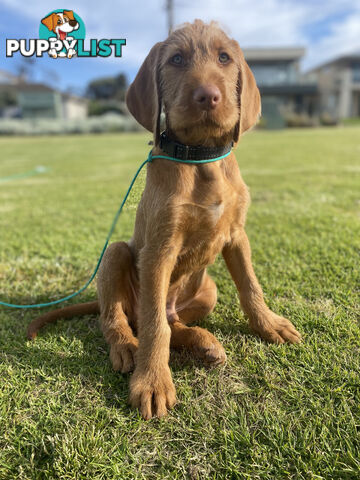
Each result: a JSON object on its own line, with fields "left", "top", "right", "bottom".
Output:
{"left": 110, "top": 338, "right": 138, "bottom": 373}
{"left": 67, "top": 48, "right": 76, "bottom": 58}
{"left": 251, "top": 312, "right": 301, "bottom": 344}
{"left": 129, "top": 365, "right": 176, "bottom": 419}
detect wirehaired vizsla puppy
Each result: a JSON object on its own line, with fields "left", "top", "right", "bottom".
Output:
{"left": 28, "top": 20, "right": 301, "bottom": 419}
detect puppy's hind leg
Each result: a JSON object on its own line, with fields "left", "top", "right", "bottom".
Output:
{"left": 170, "top": 273, "right": 227, "bottom": 366}
{"left": 97, "top": 242, "right": 138, "bottom": 373}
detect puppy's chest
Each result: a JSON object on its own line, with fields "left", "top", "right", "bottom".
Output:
{"left": 175, "top": 198, "right": 233, "bottom": 271}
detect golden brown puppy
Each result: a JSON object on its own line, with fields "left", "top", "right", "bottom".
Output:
{"left": 27, "top": 20, "right": 301, "bottom": 420}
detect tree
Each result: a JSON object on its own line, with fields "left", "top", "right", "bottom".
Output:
{"left": 86, "top": 73, "right": 128, "bottom": 101}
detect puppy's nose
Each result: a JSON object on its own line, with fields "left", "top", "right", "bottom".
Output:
{"left": 69, "top": 19, "right": 77, "bottom": 27}
{"left": 193, "top": 85, "right": 222, "bottom": 110}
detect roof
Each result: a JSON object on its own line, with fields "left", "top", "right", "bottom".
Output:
{"left": 0, "top": 75, "right": 86, "bottom": 104}
{"left": 17, "top": 83, "right": 55, "bottom": 93}
{"left": 0, "top": 69, "right": 18, "bottom": 84}
{"left": 308, "top": 53, "right": 360, "bottom": 73}
{"left": 17, "top": 83, "right": 87, "bottom": 102}
{"left": 243, "top": 47, "right": 305, "bottom": 62}
{"left": 62, "top": 92, "right": 88, "bottom": 103}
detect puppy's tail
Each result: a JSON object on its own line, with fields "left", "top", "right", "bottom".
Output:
{"left": 26, "top": 301, "right": 99, "bottom": 340}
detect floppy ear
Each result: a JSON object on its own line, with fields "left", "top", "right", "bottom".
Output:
{"left": 41, "top": 13, "right": 56, "bottom": 31}
{"left": 233, "top": 46, "right": 261, "bottom": 143}
{"left": 239, "top": 59, "right": 261, "bottom": 134}
{"left": 64, "top": 10, "right": 75, "bottom": 20}
{"left": 126, "top": 42, "right": 163, "bottom": 145}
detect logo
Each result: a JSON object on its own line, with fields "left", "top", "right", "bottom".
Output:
{"left": 39, "top": 9, "right": 85, "bottom": 58}
{"left": 6, "top": 9, "right": 126, "bottom": 59}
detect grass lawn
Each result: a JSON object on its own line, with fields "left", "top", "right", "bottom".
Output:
{"left": 0, "top": 127, "right": 359, "bottom": 479}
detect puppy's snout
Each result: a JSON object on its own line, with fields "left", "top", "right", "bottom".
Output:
{"left": 69, "top": 19, "right": 77, "bottom": 27}
{"left": 193, "top": 85, "right": 222, "bottom": 110}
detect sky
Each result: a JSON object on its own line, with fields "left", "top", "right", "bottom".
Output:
{"left": 0, "top": 0, "right": 359, "bottom": 94}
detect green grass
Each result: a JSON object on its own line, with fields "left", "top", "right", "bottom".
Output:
{"left": 0, "top": 128, "right": 359, "bottom": 479}
{"left": 342, "top": 117, "right": 360, "bottom": 127}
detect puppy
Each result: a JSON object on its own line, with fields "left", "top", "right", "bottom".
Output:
{"left": 41, "top": 10, "right": 79, "bottom": 58}
{"left": 28, "top": 20, "right": 301, "bottom": 419}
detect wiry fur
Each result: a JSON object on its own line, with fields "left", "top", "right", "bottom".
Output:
{"left": 27, "top": 20, "right": 301, "bottom": 419}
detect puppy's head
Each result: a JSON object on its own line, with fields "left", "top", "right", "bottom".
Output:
{"left": 126, "top": 20, "right": 261, "bottom": 146}
{"left": 41, "top": 10, "right": 79, "bottom": 40}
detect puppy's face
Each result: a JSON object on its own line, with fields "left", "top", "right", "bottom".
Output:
{"left": 55, "top": 12, "right": 79, "bottom": 40}
{"left": 160, "top": 23, "right": 240, "bottom": 142}
{"left": 41, "top": 10, "right": 79, "bottom": 40}
{"left": 126, "top": 20, "right": 261, "bottom": 146}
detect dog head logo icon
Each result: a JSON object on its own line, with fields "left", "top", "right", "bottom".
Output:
{"left": 41, "top": 10, "right": 79, "bottom": 41}
{"left": 39, "top": 9, "right": 85, "bottom": 58}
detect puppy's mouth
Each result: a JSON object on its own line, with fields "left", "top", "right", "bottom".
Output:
{"left": 196, "top": 110, "right": 223, "bottom": 128}
{"left": 173, "top": 111, "right": 228, "bottom": 132}
{"left": 168, "top": 103, "right": 238, "bottom": 135}
{"left": 58, "top": 30, "right": 67, "bottom": 41}
{"left": 204, "top": 110, "right": 219, "bottom": 122}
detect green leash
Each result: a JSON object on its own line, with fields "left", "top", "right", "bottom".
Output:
{"left": 0, "top": 149, "right": 231, "bottom": 309}
{"left": 0, "top": 165, "right": 49, "bottom": 183}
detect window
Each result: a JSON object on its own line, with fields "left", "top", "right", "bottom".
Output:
{"left": 249, "top": 61, "right": 296, "bottom": 86}
{"left": 352, "top": 62, "right": 360, "bottom": 83}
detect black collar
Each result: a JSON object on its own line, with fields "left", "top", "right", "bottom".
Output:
{"left": 159, "top": 132, "right": 233, "bottom": 162}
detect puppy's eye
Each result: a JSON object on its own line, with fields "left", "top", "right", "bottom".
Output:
{"left": 170, "top": 54, "right": 184, "bottom": 66}
{"left": 57, "top": 19, "right": 62, "bottom": 24}
{"left": 219, "top": 52, "right": 230, "bottom": 64}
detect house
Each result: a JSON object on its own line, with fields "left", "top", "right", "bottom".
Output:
{"left": 0, "top": 71, "right": 20, "bottom": 117}
{"left": 61, "top": 93, "right": 88, "bottom": 120}
{"left": 17, "top": 83, "right": 63, "bottom": 119}
{"left": 0, "top": 77, "right": 88, "bottom": 120}
{"left": 17, "top": 83, "right": 88, "bottom": 120}
{"left": 307, "top": 54, "right": 360, "bottom": 119}
{"left": 243, "top": 48, "right": 318, "bottom": 128}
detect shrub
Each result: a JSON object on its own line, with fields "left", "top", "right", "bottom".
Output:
{"left": 284, "top": 112, "right": 317, "bottom": 128}
{"left": 0, "top": 114, "right": 143, "bottom": 136}
{"left": 320, "top": 113, "right": 338, "bottom": 126}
